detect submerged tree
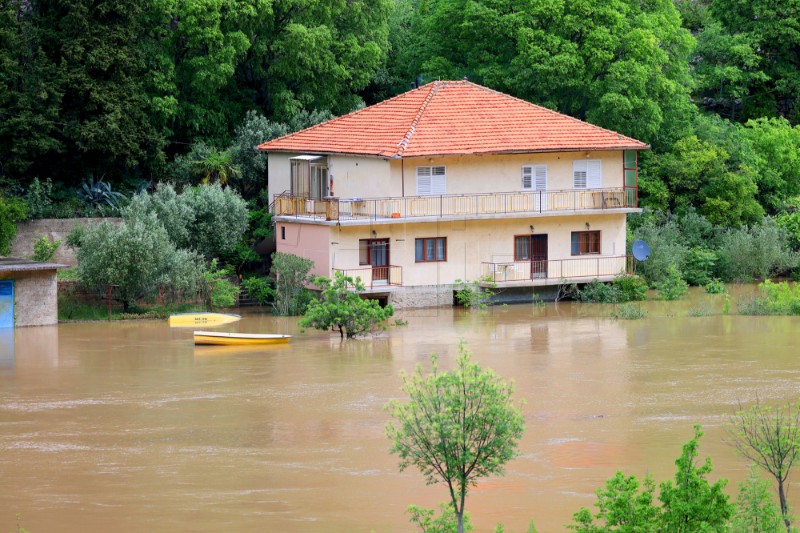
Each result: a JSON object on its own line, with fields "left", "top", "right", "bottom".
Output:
{"left": 299, "top": 272, "right": 394, "bottom": 339}
{"left": 727, "top": 400, "right": 800, "bottom": 532}
{"left": 385, "top": 342, "right": 525, "bottom": 533}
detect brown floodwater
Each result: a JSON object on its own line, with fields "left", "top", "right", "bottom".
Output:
{"left": 1, "top": 287, "right": 799, "bottom": 532}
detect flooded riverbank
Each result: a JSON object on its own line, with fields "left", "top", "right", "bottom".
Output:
{"left": 1, "top": 288, "right": 799, "bottom": 532}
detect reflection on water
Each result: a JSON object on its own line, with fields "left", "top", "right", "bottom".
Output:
{"left": 0, "top": 288, "right": 799, "bottom": 532}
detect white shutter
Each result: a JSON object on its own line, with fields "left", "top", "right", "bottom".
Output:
{"left": 416, "top": 166, "right": 431, "bottom": 195}
{"left": 417, "top": 166, "right": 445, "bottom": 195}
{"left": 431, "top": 166, "right": 446, "bottom": 195}
{"left": 534, "top": 165, "right": 547, "bottom": 190}
{"left": 522, "top": 166, "right": 533, "bottom": 189}
{"left": 522, "top": 165, "right": 547, "bottom": 190}
{"left": 587, "top": 160, "right": 602, "bottom": 189}
{"left": 573, "top": 160, "right": 587, "bottom": 188}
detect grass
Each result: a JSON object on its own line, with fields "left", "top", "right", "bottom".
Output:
{"left": 57, "top": 267, "right": 79, "bottom": 281}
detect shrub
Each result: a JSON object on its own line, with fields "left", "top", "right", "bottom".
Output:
{"left": 611, "top": 303, "right": 647, "bottom": 320}
{"left": 612, "top": 273, "right": 648, "bottom": 302}
{"left": 574, "top": 279, "right": 617, "bottom": 303}
{"left": 0, "top": 195, "right": 27, "bottom": 255}
{"left": 269, "top": 252, "right": 314, "bottom": 316}
{"left": 30, "top": 235, "right": 60, "bottom": 262}
{"left": 716, "top": 219, "right": 798, "bottom": 282}
{"left": 240, "top": 276, "right": 274, "bottom": 306}
{"left": 24, "top": 177, "right": 54, "bottom": 219}
{"left": 655, "top": 265, "right": 689, "bottom": 301}
{"left": 454, "top": 276, "right": 497, "bottom": 309}
{"left": 730, "top": 466, "right": 784, "bottom": 533}
{"left": 182, "top": 183, "right": 249, "bottom": 259}
{"left": 629, "top": 208, "right": 689, "bottom": 287}
{"left": 739, "top": 280, "right": 800, "bottom": 315}
{"left": 70, "top": 210, "right": 202, "bottom": 312}
{"left": 299, "top": 272, "right": 394, "bottom": 338}
{"left": 682, "top": 247, "right": 717, "bottom": 286}
{"left": 704, "top": 279, "right": 727, "bottom": 294}
{"left": 77, "top": 176, "right": 126, "bottom": 212}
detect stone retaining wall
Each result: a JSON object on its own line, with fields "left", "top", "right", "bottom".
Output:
{"left": 10, "top": 218, "right": 121, "bottom": 266}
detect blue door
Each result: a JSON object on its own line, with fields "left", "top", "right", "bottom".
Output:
{"left": 0, "top": 280, "right": 13, "bottom": 328}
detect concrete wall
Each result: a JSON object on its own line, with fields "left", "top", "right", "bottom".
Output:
{"left": 0, "top": 270, "right": 59, "bottom": 327}
{"left": 275, "top": 222, "right": 332, "bottom": 279}
{"left": 10, "top": 218, "right": 120, "bottom": 266}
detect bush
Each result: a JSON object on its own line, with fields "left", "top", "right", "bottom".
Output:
{"left": 730, "top": 466, "right": 784, "bottom": 533}
{"left": 611, "top": 303, "right": 647, "bottom": 320}
{"left": 739, "top": 280, "right": 800, "bottom": 315}
{"left": 241, "top": 276, "right": 274, "bottom": 306}
{"left": 716, "top": 219, "right": 798, "bottom": 282}
{"left": 574, "top": 279, "right": 617, "bottom": 303}
{"left": 71, "top": 210, "right": 203, "bottom": 312}
{"left": 454, "top": 277, "right": 497, "bottom": 309}
{"left": 704, "top": 279, "right": 727, "bottom": 294}
{"left": 629, "top": 208, "right": 689, "bottom": 287}
{"left": 299, "top": 272, "right": 394, "bottom": 338}
{"left": 612, "top": 273, "right": 648, "bottom": 302}
{"left": 269, "top": 252, "right": 314, "bottom": 316}
{"left": 24, "top": 177, "right": 54, "bottom": 219}
{"left": 682, "top": 247, "right": 717, "bottom": 286}
{"left": 0, "top": 194, "right": 27, "bottom": 255}
{"left": 655, "top": 265, "right": 689, "bottom": 300}
{"left": 30, "top": 235, "right": 60, "bottom": 262}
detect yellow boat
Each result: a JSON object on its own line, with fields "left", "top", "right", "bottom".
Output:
{"left": 193, "top": 331, "right": 292, "bottom": 346}
{"left": 168, "top": 313, "right": 242, "bottom": 328}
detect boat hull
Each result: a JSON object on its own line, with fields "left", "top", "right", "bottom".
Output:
{"left": 193, "top": 331, "right": 292, "bottom": 346}
{"left": 169, "top": 313, "right": 242, "bottom": 328}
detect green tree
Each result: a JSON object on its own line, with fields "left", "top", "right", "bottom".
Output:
{"left": 268, "top": 252, "right": 314, "bottom": 316}
{"left": 658, "top": 425, "right": 733, "bottom": 532}
{"left": 730, "top": 465, "right": 784, "bottom": 533}
{"left": 569, "top": 472, "right": 660, "bottom": 532}
{"left": 70, "top": 208, "right": 202, "bottom": 312}
{"left": 727, "top": 400, "right": 800, "bottom": 532}
{"left": 182, "top": 183, "right": 249, "bottom": 259}
{"left": 385, "top": 342, "right": 525, "bottom": 533}
{"left": 299, "top": 271, "right": 394, "bottom": 338}
{"left": 0, "top": 194, "right": 27, "bottom": 255}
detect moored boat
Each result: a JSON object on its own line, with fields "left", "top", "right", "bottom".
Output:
{"left": 193, "top": 331, "right": 292, "bottom": 346}
{"left": 169, "top": 312, "right": 242, "bottom": 328}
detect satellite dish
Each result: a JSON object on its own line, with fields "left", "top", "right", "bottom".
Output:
{"left": 632, "top": 240, "right": 650, "bottom": 261}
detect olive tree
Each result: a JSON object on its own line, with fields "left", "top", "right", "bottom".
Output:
{"left": 727, "top": 400, "right": 800, "bottom": 532}
{"left": 71, "top": 206, "right": 202, "bottom": 312}
{"left": 299, "top": 272, "right": 394, "bottom": 338}
{"left": 385, "top": 342, "right": 525, "bottom": 533}
{"left": 269, "top": 252, "right": 315, "bottom": 316}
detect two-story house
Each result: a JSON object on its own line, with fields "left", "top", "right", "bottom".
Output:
{"left": 259, "top": 80, "right": 647, "bottom": 308}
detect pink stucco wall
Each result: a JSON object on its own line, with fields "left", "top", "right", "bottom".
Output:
{"left": 275, "top": 222, "right": 331, "bottom": 279}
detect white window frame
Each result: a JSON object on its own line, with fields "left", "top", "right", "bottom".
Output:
{"left": 416, "top": 166, "right": 446, "bottom": 196}
{"left": 573, "top": 159, "right": 602, "bottom": 189}
{"left": 522, "top": 164, "right": 547, "bottom": 191}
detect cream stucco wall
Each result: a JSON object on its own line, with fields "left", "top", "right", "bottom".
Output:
{"left": 267, "top": 150, "right": 627, "bottom": 200}
{"left": 322, "top": 213, "right": 626, "bottom": 286}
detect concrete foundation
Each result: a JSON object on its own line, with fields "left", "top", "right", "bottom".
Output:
{"left": 387, "top": 284, "right": 455, "bottom": 309}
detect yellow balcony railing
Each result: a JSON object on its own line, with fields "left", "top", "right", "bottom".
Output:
{"left": 274, "top": 188, "right": 636, "bottom": 221}
{"left": 331, "top": 266, "right": 403, "bottom": 289}
{"left": 481, "top": 256, "right": 635, "bottom": 283}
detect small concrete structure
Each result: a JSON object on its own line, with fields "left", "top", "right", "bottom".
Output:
{"left": 0, "top": 258, "right": 67, "bottom": 327}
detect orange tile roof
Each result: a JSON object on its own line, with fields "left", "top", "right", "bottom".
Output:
{"left": 258, "top": 80, "right": 649, "bottom": 158}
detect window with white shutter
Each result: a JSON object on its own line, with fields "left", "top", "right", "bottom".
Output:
{"left": 416, "top": 166, "right": 446, "bottom": 195}
{"left": 522, "top": 165, "right": 547, "bottom": 190}
{"left": 573, "top": 160, "right": 602, "bottom": 189}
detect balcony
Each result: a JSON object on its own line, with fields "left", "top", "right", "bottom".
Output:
{"left": 331, "top": 265, "right": 403, "bottom": 290}
{"left": 273, "top": 187, "right": 638, "bottom": 224}
{"left": 481, "top": 255, "right": 635, "bottom": 286}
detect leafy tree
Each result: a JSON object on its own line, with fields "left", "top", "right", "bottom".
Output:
{"left": 706, "top": 0, "right": 800, "bottom": 123}
{"left": 569, "top": 472, "right": 660, "bottom": 532}
{"left": 192, "top": 146, "right": 240, "bottom": 186}
{"left": 715, "top": 220, "right": 798, "bottom": 282}
{"left": 658, "top": 425, "right": 733, "bottom": 531}
{"left": 299, "top": 272, "right": 394, "bottom": 338}
{"left": 127, "top": 183, "right": 194, "bottom": 250}
{"left": 398, "top": 0, "right": 696, "bottom": 149}
{"left": 0, "top": 194, "right": 27, "bottom": 255}
{"left": 182, "top": 183, "right": 249, "bottom": 259}
{"left": 268, "top": 252, "right": 314, "bottom": 316}
{"left": 727, "top": 400, "right": 800, "bottom": 532}
{"left": 385, "top": 342, "right": 525, "bottom": 533}
{"left": 70, "top": 207, "right": 202, "bottom": 311}
{"left": 730, "top": 465, "right": 785, "bottom": 533}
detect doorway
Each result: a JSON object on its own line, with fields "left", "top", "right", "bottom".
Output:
{"left": 0, "top": 280, "right": 14, "bottom": 328}
{"left": 360, "top": 239, "right": 390, "bottom": 283}
{"left": 514, "top": 234, "right": 548, "bottom": 279}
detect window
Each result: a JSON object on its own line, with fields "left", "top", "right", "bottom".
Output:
{"left": 522, "top": 164, "right": 547, "bottom": 190}
{"left": 416, "top": 166, "right": 446, "bottom": 195}
{"left": 571, "top": 231, "right": 601, "bottom": 255}
{"left": 573, "top": 160, "right": 602, "bottom": 189}
{"left": 280, "top": 226, "right": 285, "bottom": 240}
{"left": 290, "top": 155, "right": 328, "bottom": 198}
{"left": 415, "top": 237, "right": 446, "bottom": 262}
